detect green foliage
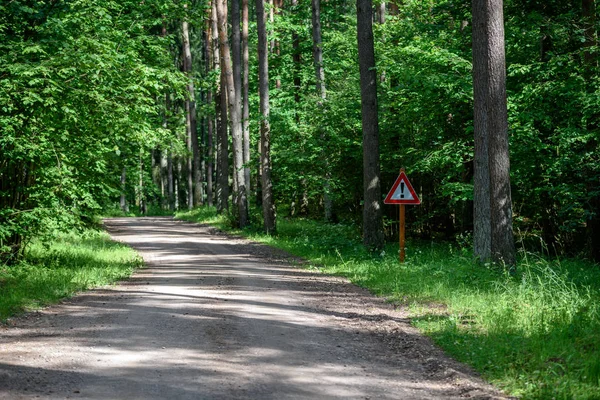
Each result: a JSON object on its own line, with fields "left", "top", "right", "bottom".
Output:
{"left": 261, "top": 0, "right": 599, "bottom": 258}
{"left": 0, "top": 0, "right": 186, "bottom": 260}
{"left": 0, "top": 229, "right": 142, "bottom": 321}
{"left": 182, "top": 209, "right": 600, "bottom": 399}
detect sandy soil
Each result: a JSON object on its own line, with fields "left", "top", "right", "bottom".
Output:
{"left": 0, "top": 217, "right": 512, "bottom": 399}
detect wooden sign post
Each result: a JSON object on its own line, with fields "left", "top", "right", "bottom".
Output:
{"left": 384, "top": 168, "right": 420, "bottom": 263}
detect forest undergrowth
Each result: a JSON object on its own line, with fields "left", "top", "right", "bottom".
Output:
{"left": 178, "top": 207, "right": 600, "bottom": 400}
{"left": 0, "top": 229, "right": 142, "bottom": 322}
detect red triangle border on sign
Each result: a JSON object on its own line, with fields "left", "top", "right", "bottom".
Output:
{"left": 384, "top": 171, "right": 421, "bottom": 205}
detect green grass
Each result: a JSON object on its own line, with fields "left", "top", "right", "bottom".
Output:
{"left": 177, "top": 207, "right": 600, "bottom": 400}
{"left": 0, "top": 229, "right": 142, "bottom": 321}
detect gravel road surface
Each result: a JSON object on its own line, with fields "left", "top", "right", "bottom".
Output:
{"left": 0, "top": 217, "right": 509, "bottom": 399}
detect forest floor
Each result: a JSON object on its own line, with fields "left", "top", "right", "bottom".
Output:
{"left": 0, "top": 217, "right": 510, "bottom": 399}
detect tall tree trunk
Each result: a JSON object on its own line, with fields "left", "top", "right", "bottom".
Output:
{"left": 582, "top": 0, "right": 600, "bottom": 262}
{"left": 161, "top": 150, "right": 168, "bottom": 210}
{"left": 312, "top": 0, "right": 333, "bottom": 221}
{"left": 216, "top": 0, "right": 249, "bottom": 227}
{"left": 212, "top": 0, "right": 229, "bottom": 213}
{"left": 256, "top": 0, "right": 276, "bottom": 234}
{"left": 206, "top": 21, "right": 214, "bottom": 208}
{"left": 291, "top": 0, "right": 309, "bottom": 216}
{"left": 242, "top": 0, "right": 251, "bottom": 199}
{"left": 292, "top": 0, "right": 301, "bottom": 107}
{"left": 472, "top": 0, "right": 516, "bottom": 266}
{"left": 182, "top": 16, "right": 196, "bottom": 210}
{"left": 357, "top": 0, "right": 384, "bottom": 250}
{"left": 139, "top": 151, "right": 146, "bottom": 214}
{"left": 218, "top": 61, "right": 230, "bottom": 213}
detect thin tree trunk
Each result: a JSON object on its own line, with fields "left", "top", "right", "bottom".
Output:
{"left": 292, "top": 0, "right": 301, "bottom": 110}
{"left": 151, "top": 149, "right": 160, "bottom": 190}
{"left": 376, "top": 2, "right": 385, "bottom": 23}
{"left": 216, "top": 0, "right": 248, "bottom": 227}
{"left": 120, "top": 166, "right": 128, "bottom": 212}
{"left": 312, "top": 0, "right": 326, "bottom": 101}
{"left": 212, "top": 0, "right": 229, "bottom": 213}
{"left": 218, "top": 63, "right": 230, "bottom": 213}
{"left": 182, "top": 15, "right": 199, "bottom": 209}
{"left": 161, "top": 150, "right": 168, "bottom": 210}
{"left": 256, "top": 0, "right": 276, "bottom": 234}
{"left": 357, "top": 0, "right": 384, "bottom": 250}
{"left": 582, "top": 0, "right": 600, "bottom": 262}
{"left": 139, "top": 151, "right": 146, "bottom": 214}
{"left": 175, "top": 159, "right": 182, "bottom": 210}
{"left": 167, "top": 150, "right": 175, "bottom": 211}
{"left": 312, "top": 0, "right": 333, "bottom": 221}
{"left": 206, "top": 21, "right": 214, "bottom": 207}
{"left": 242, "top": 0, "right": 251, "bottom": 199}
{"left": 472, "top": 0, "right": 516, "bottom": 266}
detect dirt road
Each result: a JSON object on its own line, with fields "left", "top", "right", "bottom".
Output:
{"left": 1, "top": 217, "right": 508, "bottom": 399}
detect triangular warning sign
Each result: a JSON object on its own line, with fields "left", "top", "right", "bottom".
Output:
{"left": 384, "top": 171, "right": 421, "bottom": 205}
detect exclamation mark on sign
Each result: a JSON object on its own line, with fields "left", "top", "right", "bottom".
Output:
{"left": 400, "top": 182, "right": 405, "bottom": 198}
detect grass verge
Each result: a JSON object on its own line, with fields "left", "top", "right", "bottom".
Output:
{"left": 0, "top": 229, "right": 142, "bottom": 321}
{"left": 177, "top": 207, "right": 600, "bottom": 400}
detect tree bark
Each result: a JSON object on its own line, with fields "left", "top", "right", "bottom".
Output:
{"left": 357, "top": 0, "right": 384, "bottom": 250}
{"left": 206, "top": 21, "right": 214, "bottom": 208}
{"left": 139, "top": 150, "right": 146, "bottom": 214}
{"left": 582, "top": 0, "right": 600, "bottom": 262}
{"left": 256, "top": 0, "right": 277, "bottom": 234}
{"left": 120, "top": 166, "right": 128, "bottom": 213}
{"left": 312, "top": 0, "right": 333, "bottom": 221}
{"left": 242, "top": 0, "right": 251, "bottom": 199}
{"left": 161, "top": 150, "right": 168, "bottom": 210}
{"left": 472, "top": 0, "right": 516, "bottom": 266}
{"left": 167, "top": 150, "right": 175, "bottom": 211}
{"left": 312, "top": 0, "right": 326, "bottom": 101}
{"left": 212, "top": 0, "right": 229, "bottom": 213}
{"left": 182, "top": 16, "right": 197, "bottom": 210}
{"left": 216, "top": 0, "right": 249, "bottom": 227}
{"left": 376, "top": 2, "right": 385, "bottom": 23}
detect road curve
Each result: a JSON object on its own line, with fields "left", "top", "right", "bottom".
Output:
{"left": 0, "top": 217, "right": 508, "bottom": 399}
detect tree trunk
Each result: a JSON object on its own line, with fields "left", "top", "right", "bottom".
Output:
{"left": 376, "top": 2, "right": 385, "bottom": 23}
{"left": 312, "top": 0, "right": 333, "bottom": 222}
{"left": 216, "top": 0, "right": 249, "bottom": 228}
{"left": 161, "top": 150, "right": 168, "bottom": 210}
{"left": 182, "top": 15, "right": 200, "bottom": 209}
{"left": 312, "top": 0, "right": 326, "bottom": 101}
{"left": 582, "top": 0, "right": 600, "bottom": 262}
{"left": 139, "top": 151, "right": 146, "bottom": 214}
{"left": 256, "top": 0, "right": 277, "bottom": 234}
{"left": 206, "top": 21, "right": 214, "bottom": 208}
{"left": 242, "top": 0, "right": 251, "bottom": 200}
{"left": 472, "top": 0, "right": 516, "bottom": 266}
{"left": 212, "top": 0, "right": 229, "bottom": 213}
{"left": 357, "top": 0, "right": 384, "bottom": 250}
{"left": 120, "top": 166, "right": 129, "bottom": 213}
{"left": 167, "top": 150, "right": 175, "bottom": 211}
